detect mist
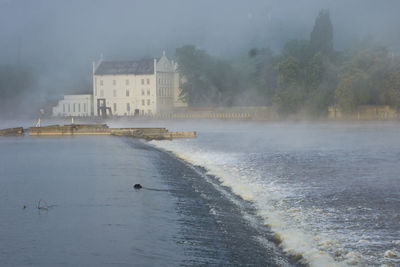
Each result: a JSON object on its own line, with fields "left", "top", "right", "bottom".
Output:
{"left": 1, "top": 0, "right": 399, "bottom": 118}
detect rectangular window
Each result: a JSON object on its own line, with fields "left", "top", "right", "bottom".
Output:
{"left": 113, "top": 103, "right": 117, "bottom": 112}
{"left": 127, "top": 103, "right": 130, "bottom": 112}
{"left": 68, "top": 104, "right": 70, "bottom": 112}
{"left": 126, "top": 90, "right": 129, "bottom": 97}
{"left": 73, "top": 103, "right": 76, "bottom": 112}
{"left": 84, "top": 103, "right": 87, "bottom": 112}
{"left": 147, "top": 89, "right": 150, "bottom": 96}
{"left": 141, "top": 79, "right": 144, "bottom": 85}
{"left": 63, "top": 104, "right": 65, "bottom": 113}
{"left": 100, "top": 90, "right": 104, "bottom": 97}
{"left": 100, "top": 80, "right": 103, "bottom": 86}
{"left": 142, "top": 100, "right": 145, "bottom": 106}
{"left": 126, "top": 80, "right": 129, "bottom": 85}
{"left": 113, "top": 89, "right": 117, "bottom": 97}
{"left": 78, "top": 103, "right": 81, "bottom": 112}
{"left": 147, "top": 99, "right": 150, "bottom": 106}
{"left": 113, "top": 80, "right": 116, "bottom": 85}
{"left": 142, "top": 90, "right": 145, "bottom": 96}
{"left": 146, "top": 78, "right": 150, "bottom": 85}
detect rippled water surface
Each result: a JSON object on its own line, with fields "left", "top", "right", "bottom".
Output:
{"left": 149, "top": 121, "right": 400, "bottom": 266}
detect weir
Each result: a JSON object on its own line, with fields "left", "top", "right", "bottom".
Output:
{"left": 0, "top": 124, "right": 195, "bottom": 140}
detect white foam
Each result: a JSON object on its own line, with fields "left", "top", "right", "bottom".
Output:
{"left": 150, "top": 139, "right": 347, "bottom": 266}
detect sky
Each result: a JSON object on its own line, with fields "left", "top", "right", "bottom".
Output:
{"left": 0, "top": 0, "right": 399, "bottom": 96}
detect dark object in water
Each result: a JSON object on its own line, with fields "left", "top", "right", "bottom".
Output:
{"left": 133, "top": 184, "right": 142, "bottom": 189}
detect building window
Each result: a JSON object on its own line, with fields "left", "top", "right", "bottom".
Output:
{"left": 147, "top": 78, "right": 150, "bottom": 85}
{"left": 142, "top": 90, "right": 145, "bottom": 96}
{"left": 127, "top": 103, "right": 130, "bottom": 112}
{"left": 158, "top": 78, "right": 161, "bottom": 84}
{"left": 113, "top": 80, "right": 116, "bottom": 86}
{"left": 126, "top": 90, "right": 129, "bottom": 97}
{"left": 78, "top": 104, "right": 81, "bottom": 113}
{"left": 147, "top": 89, "right": 150, "bottom": 96}
{"left": 142, "top": 99, "right": 145, "bottom": 106}
{"left": 100, "top": 90, "right": 104, "bottom": 97}
{"left": 68, "top": 104, "right": 70, "bottom": 112}
{"left": 141, "top": 79, "right": 144, "bottom": 85}
{"left": 73, "top": 103, "right": 76, "bottom": 112}
{"left": 113, "top": 103, "right": 117, "bottom": 113}
{"left": 113, "top": 89, "right": 117, "bottom": 97}
{"left": 126, "top": 80, "right": 129, "bottom": 85}
{"left": 100, "top": 80, "right": 103, "bottom": 86}
{"left": 147, "top": 99, "right": 150, "bottom": 106}
{"left": 63, "top": 104, "right": 65, "bottom": 113}
{"left": 84, "top": 103, "right": 87, "bottom": 112}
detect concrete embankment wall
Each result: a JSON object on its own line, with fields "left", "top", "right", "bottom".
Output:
{"left": 328, "top": 105, "right": 398, "bottom": 121}
{"left": 155, "top": 106, "right": 279, "bottom": 121}
{"left": 50, "top": 105, "right": 399, "bottom": 121}
{"left": 26, "top": 124, "right": 195, "bottom": 140}
{"left": 0, "top": 127, "right": 24, "bottom": 136}
{"left": 29, "top": 124, "right": 110, "bottom": 136}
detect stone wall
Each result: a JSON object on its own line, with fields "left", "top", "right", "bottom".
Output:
{"left": 328, "top": 105, "right": 398, "bottom": 120}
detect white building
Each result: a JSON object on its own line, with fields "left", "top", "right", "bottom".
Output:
{"left": 92, "top": 51, "right": 186, "bottom": 116}
{"left": 52, "top": 94, "right": 93, "bottom": 117}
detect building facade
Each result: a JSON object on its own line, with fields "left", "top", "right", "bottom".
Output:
{"left": 52, "top": 94, "right": 93, "bottom": 117}
{"left": 92, "top": 51, "right": 186, "bottom": 116}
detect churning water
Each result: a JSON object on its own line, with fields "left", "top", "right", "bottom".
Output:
{"left": 151, "top": 121, "right": 400, "bottom": 266}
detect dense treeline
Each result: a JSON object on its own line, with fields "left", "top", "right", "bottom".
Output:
{"left": 175, "top": 10, "right": 400, "bottom": 116}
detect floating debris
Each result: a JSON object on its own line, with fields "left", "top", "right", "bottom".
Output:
{"left": 133, "top": 184, "right": 143, "bottom": 189}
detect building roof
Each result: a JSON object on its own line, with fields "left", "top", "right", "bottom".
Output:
{"left": 95, "top": 59, "right": 154, "bottom": 75}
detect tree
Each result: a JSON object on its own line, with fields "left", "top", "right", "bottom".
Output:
{"left": 248, "top": 47, "right": 277, "bottom": 104}
{"left": 310, "top": 9, "right": 333, "bottom": 56}
{"left": 273, "top": 57, "right": 307, "bottom": 114}
{"left": 380, "top": 70, "right": 400, "bottom": 110}
{"left": 175, "top": 45, "right": 242, "bottom": 106}
{"left": 277, "top": 56, "right": 300, "bottom": 86}
{"left": 335, "top": 42, "right": 392, "bottom": 112}
{"left": 175, "top": 45, "right": 215, "bottom": 105}
{"left": 334, "top": 70, "right": 369, "bottom": 112}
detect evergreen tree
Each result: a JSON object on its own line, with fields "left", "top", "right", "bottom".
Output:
{"left": 310, "top": 10, "right": 333, "bottom": 56}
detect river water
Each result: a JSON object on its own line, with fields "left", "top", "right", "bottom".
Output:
{"left": 0, "top": 120, "right": 399, "bottom": 266}
{"left": 149, "top": 121, "right": 400, "bottom": 266}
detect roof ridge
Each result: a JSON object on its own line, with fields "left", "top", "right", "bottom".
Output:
{"left": 94, "top": 59, "right": 155, "bottom": 75}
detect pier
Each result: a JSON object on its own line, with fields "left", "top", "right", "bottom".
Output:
{"left": 1, "top": 124, "right": 195, "bottom": 140}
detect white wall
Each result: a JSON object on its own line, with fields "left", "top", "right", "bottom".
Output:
{"left": 92, "top": 52, "right": 187, "bottom": 116}
{"left": 52, "top": 95, "right": 93, "bottom": 117}
{"left": 93, "top": 73, "right": 157, "bottom": 116}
